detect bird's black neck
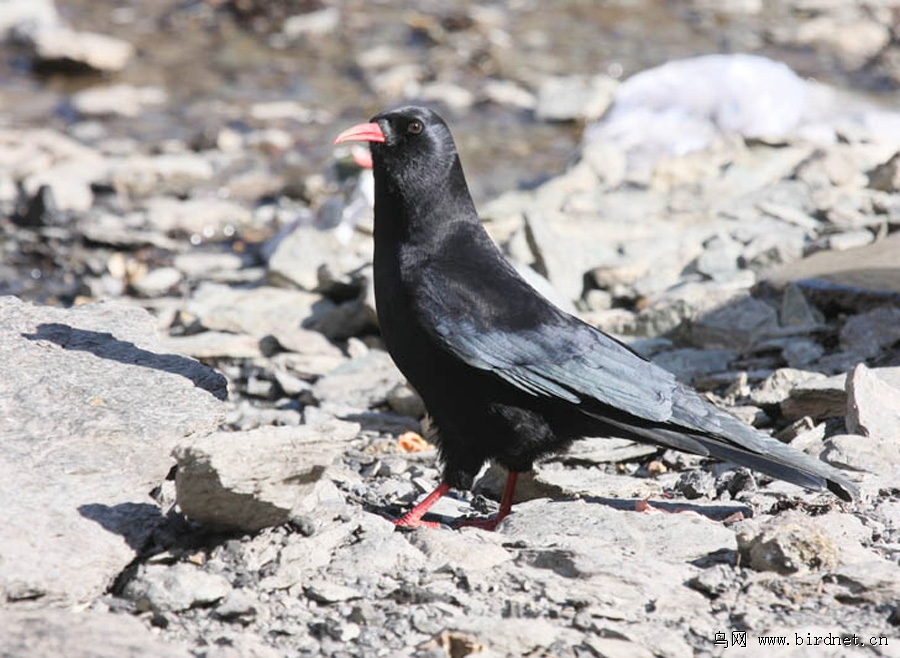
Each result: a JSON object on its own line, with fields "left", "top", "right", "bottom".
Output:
{"left": 373, "top": 156, "right": 478, "bottom": 249}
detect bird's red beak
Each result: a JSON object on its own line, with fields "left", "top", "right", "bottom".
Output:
{"left": 333, "top": 122, "right": 386, "bottom": 145}
{"left": 333, "top": 122, "right": 384, "bottom": 169}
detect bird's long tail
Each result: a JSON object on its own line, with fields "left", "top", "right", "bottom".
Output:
{"left": 595, "top": 384, "right": 858, "bottom": 501}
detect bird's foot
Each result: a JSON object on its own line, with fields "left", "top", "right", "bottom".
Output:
{"left": 452, "top": 471, "right": 518, "bottom": 531}
{"left": 393, "top": 512, "right": 441, "bottom": 529}
{"left": 391, "top": 481, "right": 452, "bottom": 529}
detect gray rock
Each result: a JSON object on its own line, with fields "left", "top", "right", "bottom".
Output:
{"left": 822, "top": 434, "right": 900, "bottom": 477}
{"left": 781, "top": 366, "right": 900, "bottom": 421}
{"left": 761, "top": 231, "right": 900, "bottom": 298}
{"left": 482, "top": 79, "right": 536, "bottom": 110}
{"left": 30, "top": 26, "right": 134, "bottom": 72}
{"left": 248, "top": 100, "right": 326, "bottom": 123}
{"left": 651, "top": 348, "right": 735, "bottom": 383}
{"left": 271, "top": 350, "right": 347, "bottom": 381}
{"left": 443, "top": 617, "right": 565, "bottom": 657}
{"left": 267, "top": 224, "right": 371, "bottom": 292}
{"left": 71, "top": 84, "right": 167, "bottom": 118}
{"left": 173, "top": 420, "right": 359, "bottom": 532}
{"left": 124, "top": 563, "right": 232, "bottom": 612}
{"left": 781, "top": 420, "right": 827, "bottom": 455}
{"left": 675, "top": 470, "right": 716, "bottom": 499}
{"left": 750, "top": 368, "right": 827, "bottom": 407}
{"left": 130, "top": 266, "right": 183, "bottom": 297}
{"left": 840, "top": 307, "right": 900, "bottom": 359}
{"left": 0, "top": 609, "right": 191, "bottom": 658}
{"left": 142, "top": 196, "right": 252, "bottom": 238}
{"left": 386, "top": 383, "right": 426, "bottom": 418}
{"left": 583, "top": 637, "right": 656, "bottom": 658}
{"left": 173, "top": 252, "right": 244, "bottom": 278}
{"left": 419, "top": 81, "right": 475, "bottom": 111}
{"left": 867, "top": 151, "right": 900, "bottom": 192}
{"left": 267, "top": 326, "right": 342, "bottom": 361}
{"left": 584, "top": 288, "right": 613, "bottom": 311}
{"left": 281, "top": 7, "right": 340, "bottom": 38}
{"left": 271, "top": 368, "right": 312, "bottom": 397}
{"left": 258, "top": 521, "right": 355, "bottom": 592}
{"left": 792, "top": 145, "right": 868, "bottom": 189}
{"left": 690, "top": 295, "right": 779, "bottom": 350}
{"left": 536, "top": 74, "right": 617, "bottom": 122}
{"left": 186, "top": 282, "right": 333, "bottom": 338}
{"left": 734, "top": 511, "right": 871, "bottom": 575}
{"left": 832, "top": 560, "right": 900, "bottom": 605}
{"left": 529, "top": 464, "right": 665, "bottom": 501}
{"left": 523, "top": 210, "right": 621, "bottom": 302}
{"left": 781, "top": 338, "right": 825, "bottom": 368}
{"left": 0, "top": 297, "right": 224, "bottom": 606}
{"left": 781, "top": 373, "right": 849, "bottom": 421}
{"left": 846, "top": 362, "right": 900, "bottom": 439}
{"left": 823, "top": 229, "right": 875, "bottom": 252}
{"left": 558, "top": 437, "right": 658, "bottom": 465}
{"left": 325, "top": 520, "right": 425, "bottom": 580}
{"left": 245, "top": 375, "right": 278, "bottom": 400}
{"left": 107, "top": 153, "right": 214, "bottom": 197}
{"left": 715, "top": 144, "right": 822, "bottom": 203}
{"left": 215, "top": 589, "right": 259, "bottom": 622}
{"left": 499, "top": 499, "right": 730, "bottom": 630}
{"left": 779, "top": 283, "right": 823, "bottom": 327}
{"left": 690, "top": 234, "right": 741, "bottom": 281}
{"left": 78, "top": 212, "right": 181, "bottom": 249}
{"left": 22, "top": 157, "right": 106, "bottom": 213}
{"left": 303, "top": 581, "right": 362, "bottom": 604}
{"left": 304, "top": 298, "right": 376, "bottom": 341}
{"left": 160, "top": 331, "right": 263, "bottom": 359}
{"left": 791, "top": 16, "right": 890, "bottom": 71}
{"left": 406, "top": 528, "right": 513, "bottom": 571}
{"left": 0, "top": 0, "right": 58, "bottom": 39}
{"left": 312, "top": 349, "right": 406, "bottom": 411}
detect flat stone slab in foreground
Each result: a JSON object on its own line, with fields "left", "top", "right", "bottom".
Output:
{"left": 173, "top": 420, "right": 361, "bottom": 532}
{"left": 0, "top": 609, "right": 191, "bottom": 658}
{"left": 0, "top": 297, "right": 226, "bottom": 606}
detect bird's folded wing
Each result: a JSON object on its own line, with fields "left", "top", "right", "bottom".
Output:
{"left": 432, "top": 317, "right": 678, "bottom": 423}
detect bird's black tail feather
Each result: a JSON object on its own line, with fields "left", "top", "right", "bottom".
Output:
{"left": 592, "top": 386, "right": 859, "bottom": 502}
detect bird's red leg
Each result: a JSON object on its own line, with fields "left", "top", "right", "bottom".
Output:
{"left": 394, "top": 481, "right": 451, "bottom": 528}
{"left": 454, "top": 471, "right": 519, "bottom": 531}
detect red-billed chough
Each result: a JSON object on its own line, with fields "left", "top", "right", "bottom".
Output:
{"left": 333, "top": 106, "right": 858, "bottom": 530}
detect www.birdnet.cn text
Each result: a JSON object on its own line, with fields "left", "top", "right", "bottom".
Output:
{"left": 712, "top": 631, "right": 890, "bottom": 648}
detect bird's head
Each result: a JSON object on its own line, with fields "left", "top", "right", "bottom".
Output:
{"left": 334, "top": 106, "right": 460, "bottom": 194}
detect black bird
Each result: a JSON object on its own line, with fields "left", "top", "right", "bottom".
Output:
{"left": 334, "top": 106, "right": 858, "bottom": 529}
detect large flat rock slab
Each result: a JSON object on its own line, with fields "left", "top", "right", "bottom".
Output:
{"left": 760, "top": 232, "right": 900, "bottom": 297}
{"left": 0, "top": 609, "right": 191, "bottom": 658}
{"left": 173, "top": 420, "right": 361, "bottom": 532}
{"left": 0, "top": 297, "right": 226, "bottom": 606}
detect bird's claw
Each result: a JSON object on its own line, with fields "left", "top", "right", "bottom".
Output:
{"left": 393, "top": 515, "right": 441, "bottom": 529}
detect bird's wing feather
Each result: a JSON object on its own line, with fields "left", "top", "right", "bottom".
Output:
{"left": 428, "top": 308, "right": 678, "bottom": 423}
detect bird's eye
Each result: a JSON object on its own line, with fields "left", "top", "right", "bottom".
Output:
{"left": 407, "top": 120, "right": 423, "bottom": 135}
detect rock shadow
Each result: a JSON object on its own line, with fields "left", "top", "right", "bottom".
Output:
{"left": 77, "top": 502, "right": 165, "bottom": 552}
{"left": 22, "top": 323, "right": 228, "bottom": 400}
{"left": 78, "top": 501, "right": 245, "bottom": 556}
{"left": 582, "top": 496, "right": 751, "bottom": 521}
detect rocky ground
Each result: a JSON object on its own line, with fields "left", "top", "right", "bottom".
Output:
{"left": 2, "top": 1, "right": 900, "bottom": 657}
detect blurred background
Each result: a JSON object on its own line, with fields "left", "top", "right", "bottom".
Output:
{"left": 2, "top": 0, "right": 900, "bottom": 304}
{"left": 4, "top": 0, "right": 900, "bottom": 200}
